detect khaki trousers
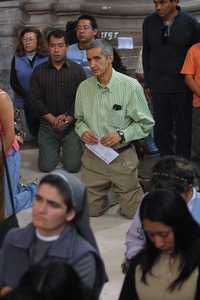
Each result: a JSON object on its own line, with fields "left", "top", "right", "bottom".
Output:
{"left": 81, "top": 147, "right": 143, "bottom": 219}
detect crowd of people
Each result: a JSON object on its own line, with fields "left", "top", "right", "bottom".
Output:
{"left": 0, "top": 0, "right": 200, "bottom": 298}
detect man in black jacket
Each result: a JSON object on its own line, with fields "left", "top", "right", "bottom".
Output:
{"left": 143, "top": 0, "right": 200, "bottom": 158}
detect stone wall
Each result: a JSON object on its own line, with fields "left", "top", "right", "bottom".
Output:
{"left": 0, "top": 0, "right": 200, "bottom": 92}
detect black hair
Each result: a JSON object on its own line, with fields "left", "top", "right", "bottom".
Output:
{"left": 47, "top": 29, "right": 67, "bottom": 45}
{"left": 112, "top": 48, "right": 127, "bottom": 74}
{"left": 38, "top": 174, "right": 73, "bottom": 209}
{"left": 150, "top": 156, "right": 195, "bottom": 194}
{"left": 65, "top": 20, "right": 78, "bottom": 45}
{"left": 19, "top": 262, "right": 90, "bottom": 300}
{"left": 77, "top": 14, "right": 98, "bottom": 30}
{"left": 139, "top": 189, "right": 200, "bottom": 290}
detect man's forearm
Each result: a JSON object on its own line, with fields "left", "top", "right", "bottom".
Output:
{"left": 123, "top": 120, "right": 154, "bottom": 142}
{"left": 75, "top": 119, "right": 90, "bottom": 138}
{"left": 185, "top": 75, "right": 200, "bottom": 97}
{"left": 43, "top": 113, "right": 56, "bottom": 125}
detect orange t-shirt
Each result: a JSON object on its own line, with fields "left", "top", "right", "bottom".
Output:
{"left": 181, "top": 43, "right": 200, "bottom": 108}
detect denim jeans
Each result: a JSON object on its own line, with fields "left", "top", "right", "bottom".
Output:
{"left": 4, "top": 148, "right": 36, "bottom": 216}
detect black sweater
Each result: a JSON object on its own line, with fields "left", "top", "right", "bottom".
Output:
{"left": 142, "top": 9, "right": 200, "bottom": 93}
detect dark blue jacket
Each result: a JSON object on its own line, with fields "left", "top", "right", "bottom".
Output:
{"left": 10, "top": 54, "right": 47, "bottom": 108}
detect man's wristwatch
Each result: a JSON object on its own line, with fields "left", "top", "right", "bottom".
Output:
{"left": 117, "top": 130, "right": 125, "bottom": 143}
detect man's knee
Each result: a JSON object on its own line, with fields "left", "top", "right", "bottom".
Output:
{"left": 63, "top": 158, "right": 81, "bottom": 173}
{"left": 87, "top": 191, "right": 109, "bottom": 217}
{"left": 119, "top": 186, "right": 143, "bottom": 219}
{"left": 89, "top": 203, "right": 108, "bottom": 217}
{"left": 120, "top": 203, "right": 139, "bottom": 219}
{"left": 38, "top": 156, "right": 58, "bottom": 172}
{"left": 62, "top": 142, "right": 82, "bottom": 173}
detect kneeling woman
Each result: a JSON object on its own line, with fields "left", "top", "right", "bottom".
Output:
{"left": 119, "top": 190, "right": 200, "bottom": 300}
{"left": 0, "top": 170, "right": 107, "bottom": 299}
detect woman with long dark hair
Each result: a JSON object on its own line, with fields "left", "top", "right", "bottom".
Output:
{"left": 119, "top": 189, "right": 200, "bottom": 300}
{"left": 125, "top": 156, "right": 200, "bottom": 261}
{"left": 10, "top": 27, "right": 47, "bottom": 140}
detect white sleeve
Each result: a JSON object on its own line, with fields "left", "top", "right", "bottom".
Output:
{"left": 125, "top": 203, "right": 146, "bottom": 260}
{"left": 135, "top": 47, "right": 143, "bottom": 74}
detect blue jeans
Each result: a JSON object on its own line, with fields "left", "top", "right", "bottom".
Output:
{"left": 146, "top": 128, "right": 158, "bottom": 153}
{"left": 4, "top": 148, "right": 36, "bottom": 216}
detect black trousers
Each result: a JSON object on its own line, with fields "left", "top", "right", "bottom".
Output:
{"left": 151, "top": 91, "right": 192, "bottom": 159}
{"left": 191, "top": 108, "right": 200, "bottom": 174}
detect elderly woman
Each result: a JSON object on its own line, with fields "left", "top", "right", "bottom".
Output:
{"left": 0, "top": 170, "right": 107, "bottom": 298}
{"left": 10, "top": 26, "right": 47, "bottom": 139}
{"left": 119, "top": 189, "right": 200, "bottom": 300}
{"left": 0, "top": 89, "right": 36, "bottom": 216}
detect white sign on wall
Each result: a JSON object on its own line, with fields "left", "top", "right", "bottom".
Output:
{"left": 117, "top": 37, "right": 134, "bottom": 49}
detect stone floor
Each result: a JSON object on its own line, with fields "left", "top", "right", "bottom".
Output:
{"left": 18, "top": 146, "right": 159, "bottom": 300}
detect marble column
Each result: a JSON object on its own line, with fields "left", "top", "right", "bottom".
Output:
{"left": 0, "top": 0, "right": 25, "bottom": 92}
{"left": 23, "top": 0, "right": 54, "bottom": 30}
{"left": 52, "top": 0, "right": 81, "bottom": 29}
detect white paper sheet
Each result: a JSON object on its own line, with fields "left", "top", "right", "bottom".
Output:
{"left": 86, "top": 143, "right": 119, "bottom": 164}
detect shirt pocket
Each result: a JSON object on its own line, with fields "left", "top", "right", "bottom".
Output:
{"left": 109, "top": 108, "right": 126, "bottom": 128}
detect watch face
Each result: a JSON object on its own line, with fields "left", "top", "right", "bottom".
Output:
{"left": 118, "top": 131, "right": 124, "bottom": 142}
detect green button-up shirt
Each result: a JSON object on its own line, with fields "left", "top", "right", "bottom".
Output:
{"left": 75, "top": 69, "right": 154, "bottom": 143}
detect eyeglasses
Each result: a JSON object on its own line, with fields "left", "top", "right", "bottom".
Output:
{"left": 76, "top": 25, "right": 93, "bottom": 31}
{"left": 22, "top": 38, "right": 37, "bottom": 43}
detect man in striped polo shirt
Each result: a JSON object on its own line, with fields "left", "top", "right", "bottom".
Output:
{"left": 29, "top": 30, "right": 85, "bottom": 173}
{"left": 75, "top": 39, "right": 154, "bottom": 219}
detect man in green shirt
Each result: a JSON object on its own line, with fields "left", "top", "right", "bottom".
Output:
{"left": 75, "top": 39, "right": 154, "bottom": 218}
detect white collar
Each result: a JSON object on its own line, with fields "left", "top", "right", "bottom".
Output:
{"left": 36, "top": 230, "right": 60, "bottom": 242}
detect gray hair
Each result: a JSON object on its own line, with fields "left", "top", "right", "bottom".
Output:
{"left": 87, "top": 38, "right": 113, "bottom": 56}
